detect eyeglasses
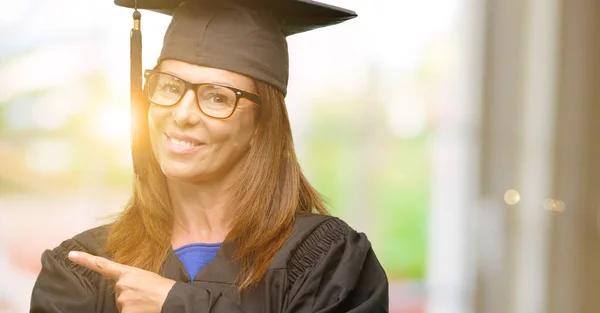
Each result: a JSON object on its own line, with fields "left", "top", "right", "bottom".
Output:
{"left": 143, "top": 70, "right": 261, "bottom": 119}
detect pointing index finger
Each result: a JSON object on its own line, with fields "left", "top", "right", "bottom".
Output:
{"left": 68, "top": 251, "right": 126, "bottom": 280}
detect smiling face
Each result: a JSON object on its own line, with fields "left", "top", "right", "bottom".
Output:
{"left": 147, "top": 59, "right": 259, "bottom": 183}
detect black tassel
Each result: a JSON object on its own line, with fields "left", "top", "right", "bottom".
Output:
{"left": 130, "top": 8, "right": 146, "bottom": 177}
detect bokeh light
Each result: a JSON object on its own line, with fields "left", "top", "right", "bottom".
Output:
{"left": 504, "top": 189, "right": 521, "bottom": 205}
{"left": 543, "top": 198, "right": 565, "bottom": 213}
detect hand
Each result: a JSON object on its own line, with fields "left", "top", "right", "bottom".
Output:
{"left": 68, "top": 251, "right": 176, "bottom": 313}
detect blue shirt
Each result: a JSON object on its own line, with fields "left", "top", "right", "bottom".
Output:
{"left": 174, "top": 242, "right": 222, "bottom": 284}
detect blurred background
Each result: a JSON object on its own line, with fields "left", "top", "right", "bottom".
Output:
{"left": 0, "top": 0, "right": 599, "bottom": 312}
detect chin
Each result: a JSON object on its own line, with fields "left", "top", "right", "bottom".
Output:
{"left": 160, "top": 162, "right": 207, "bottom": 182}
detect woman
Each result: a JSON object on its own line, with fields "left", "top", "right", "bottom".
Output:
{"left": 30, "top": 0, "right": 389, "bottom": 312}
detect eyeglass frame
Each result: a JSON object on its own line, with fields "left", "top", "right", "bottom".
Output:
{"left": 143, "top": 69, "right": 262, "bottom": 120}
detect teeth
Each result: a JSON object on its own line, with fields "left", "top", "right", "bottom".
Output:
{"left": 170, "top": 138, "right": 199, "bottom": 148}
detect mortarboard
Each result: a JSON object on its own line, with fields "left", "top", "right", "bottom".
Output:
{"left": 112, "top": 0, "right": 357, "bottom": 176}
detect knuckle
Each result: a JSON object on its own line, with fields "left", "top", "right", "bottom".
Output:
{"left": 116, "top": 290, "right": 130, "bottom": 303}
{"left": 115, "top": 280, "right": 130, "bottom": 291}
{"left": 95, "top": 257, "right": 109, "bottom": 269}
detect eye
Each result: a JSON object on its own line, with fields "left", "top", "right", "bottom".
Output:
{"left": 209, "top": 93, "right": 227, "bottom": 103}
{"left": 203, "top": 92, "right": 233, "bottom": 105}
{"left": 197, "top": 85, "right": 236, "bottom": 109}
{"left": 157, "top": 82, "right": 182, "bottom": 95}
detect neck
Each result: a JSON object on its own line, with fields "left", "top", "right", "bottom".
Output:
{"left": 168, "top": 175, "right": 234, "bottom": 247}
{"left": 167, "top": 150, "right": 250, "bottom": 248}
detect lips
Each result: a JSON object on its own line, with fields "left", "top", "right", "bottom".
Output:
{"left": 165, "top": 131, "right": 204, "bottom": 145}
{"left": 169, "top": 137, "right": 200, "bottom": 148}
{"left": 165, "top": 132, "right": 204, "bottom": 154}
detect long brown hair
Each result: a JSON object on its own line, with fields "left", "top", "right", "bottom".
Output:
{"left": 103, "top": 79, "right": 328, "bottom": 291}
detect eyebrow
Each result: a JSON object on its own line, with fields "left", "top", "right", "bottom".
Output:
{"left": 162, "top": 70, "right": 235, "bottom": 88}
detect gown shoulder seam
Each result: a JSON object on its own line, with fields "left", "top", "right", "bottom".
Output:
{"left": 286, "top": 217, "right": 349, "bottom": 286}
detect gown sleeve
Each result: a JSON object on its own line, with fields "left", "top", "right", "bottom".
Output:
{"left": 30, "top": 239, "right": 100, "bottom": 313}
{"left": 284, "top": 218, "right": 389, "bottom": 313}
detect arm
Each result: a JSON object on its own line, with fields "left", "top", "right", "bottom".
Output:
{"left": 30, "top": 239, "right": 100, "bottom": 313}
{"left": 284, "top": 218, "right": 389, "bottom": 313}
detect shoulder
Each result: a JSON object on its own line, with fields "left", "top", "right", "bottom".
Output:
{"left": 55, "top": 224, "right": 111, "bottom": 257}
{"left": 283, "top": 213, "right": 356, "bottom": 255}
{"left": 41, "top": 224, "right": 112, "bottom": 279}
{"left": 288, "top": 213, "right": 354, "bottom": 239}
{"left": 70, "top": 224, "right": 111, "bottom": 255}
{"left": 270, "top": 213, "right": 367, "bottom": 269}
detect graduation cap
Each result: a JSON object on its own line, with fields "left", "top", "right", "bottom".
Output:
{"left": 113, "top": 0, "right": 357, "bottom": 176}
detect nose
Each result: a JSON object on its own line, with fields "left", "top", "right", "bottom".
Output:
{"left": 172, "top": 89, "right": 202, "bottom": 127}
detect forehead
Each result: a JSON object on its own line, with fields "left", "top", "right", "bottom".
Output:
{"left": 159, "top": 59, "right": 255, "bottom": 92}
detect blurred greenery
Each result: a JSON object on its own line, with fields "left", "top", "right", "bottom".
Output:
{"left": 304, "top": 90, "right": 430, "bottom": 280}
{"left": 373, "top": 134, "right": 430, "bottom": 279}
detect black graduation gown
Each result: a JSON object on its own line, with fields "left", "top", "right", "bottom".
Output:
{"left": 30, "top": 214, "right": 389, "bottom": 312}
